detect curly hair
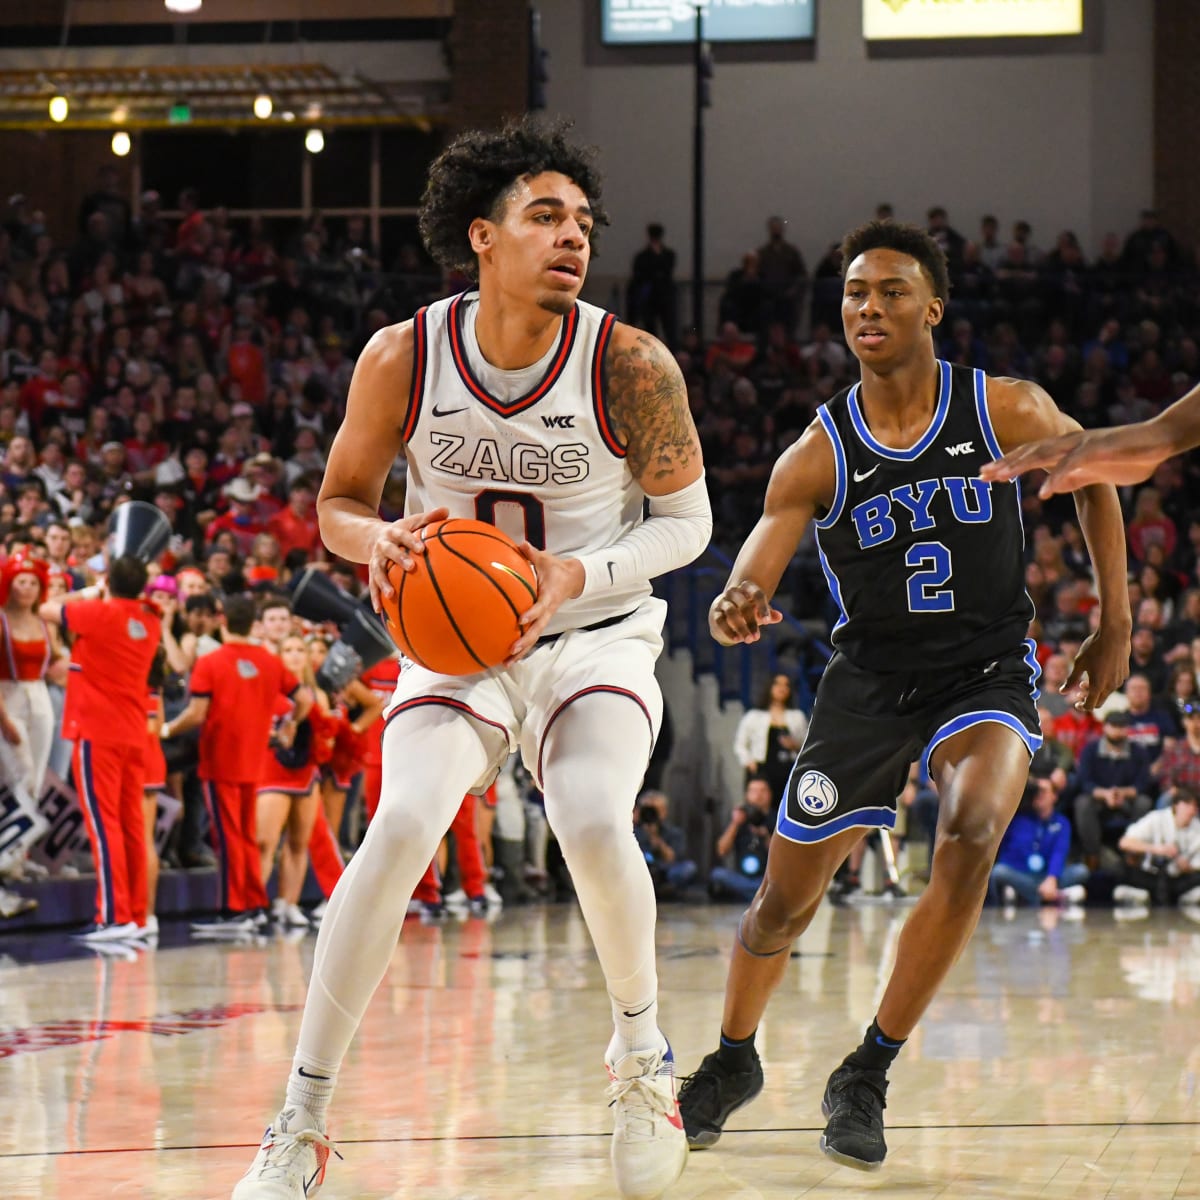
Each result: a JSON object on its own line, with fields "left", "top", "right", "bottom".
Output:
{"left": 840, "top": 219, "right": 951, "bottom": 303}
{"left": 418, "top": 115, "right": 609, "bottom": 278}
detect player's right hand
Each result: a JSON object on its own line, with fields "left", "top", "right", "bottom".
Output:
{"left": 980, "top": 425, "right": 1168, "bottom": 497}
{"left": 709, "top": 581, "right": 783, "bottom": 646}
{"left": 0, "top": 714, "right": 21, "bottom": 746}
{"left": 368, "top": 507, "right": 449, "bottom": 614}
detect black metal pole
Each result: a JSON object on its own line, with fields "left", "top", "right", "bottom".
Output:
{"left": 692, "top": 4, "right": 704, "bottom": 342}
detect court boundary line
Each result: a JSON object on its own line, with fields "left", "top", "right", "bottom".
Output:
{"left": 4, "top": 1119, "right": 1200, "bottom": 1159}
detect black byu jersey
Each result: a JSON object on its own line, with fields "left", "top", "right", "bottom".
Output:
{"left": 812, "top": 361, "right": 1033, "bottom": 673}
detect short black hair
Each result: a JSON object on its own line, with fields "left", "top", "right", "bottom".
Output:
{"left": 108, "top": 554, "right": 147, "bottom": 599}
{"left": 184, "top": 593, "right": 217, "bottom": 614}
{"left": 840, "top": 220, "right": 951, "bottom": 303}
{"left": 647, "top": 222, "right": 664, "bottom": 240}
{"left": 222, "top": 593, "right": 256, "bottom": 635}
{"left": 258, "top": 592, "right": 291, "bottom": 616}
{"left": 418, "top": 115, "right": 609, "bottom": 279}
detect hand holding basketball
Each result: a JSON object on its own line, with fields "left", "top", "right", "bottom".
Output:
{"left": 379, "top": 518, "right": 539, "bottom": 676}
{"left": 506, "top": 542, "right": 586, "bottom": 665}
{"left": 709, "top": 580, "right": 783, "bottom": 646}
{"left": 368, "top": 507, "right": 449, "bottom": 614}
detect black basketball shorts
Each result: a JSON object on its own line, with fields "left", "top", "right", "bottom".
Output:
{"left": 776, "top": 641, "right": 1043, "bottom": 845}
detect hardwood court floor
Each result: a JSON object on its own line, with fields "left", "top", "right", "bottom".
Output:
{"left": 2, "top": 900, "right": 1199, "bottom": 1199}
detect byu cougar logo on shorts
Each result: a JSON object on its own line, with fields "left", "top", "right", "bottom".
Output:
{"left": 795, "top": 770, "right": 838, "bottom": 817}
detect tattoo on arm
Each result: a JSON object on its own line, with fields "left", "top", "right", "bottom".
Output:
{"left": 606, "top": 332, "right": 699, "bottom": 482}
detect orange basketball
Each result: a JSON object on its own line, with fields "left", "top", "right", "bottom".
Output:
{"left": 381, "top": 518, "right": 539, "bottom": 676}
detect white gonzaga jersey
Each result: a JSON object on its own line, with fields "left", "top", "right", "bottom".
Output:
{"left": 402, "top": 291, "right": 647, "bottom": 636}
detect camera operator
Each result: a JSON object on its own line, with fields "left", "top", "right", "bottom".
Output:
{"left": 710, "top": 778, "right": 773, "bottom": 902}
{"left": 633, "top": 789, "right": 697, "bottom": 899}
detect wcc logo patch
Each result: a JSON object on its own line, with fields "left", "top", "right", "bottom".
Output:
{"left": 236, "top": 658, "right": 260, "bottom": 680}
{"left": 794, "top": 770, "right": 839, "bottom": 818}
{"left": 127, "top": 618, "right": 148, "bottom": 640}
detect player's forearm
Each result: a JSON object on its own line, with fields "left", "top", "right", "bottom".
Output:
{"left": 1072, "top": 484, "right": 1132, "bottom": 632}
{"left": 1150, "top": 384, "right": 1200, "bottom": 458}
{"left": 573, "top": 474, "right": 711, "bottom": 598}
{"left": 317, "top": 497, "right": 386, "bottom": 565}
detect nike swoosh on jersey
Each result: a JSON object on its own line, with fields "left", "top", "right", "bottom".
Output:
{"left": 431, "top": 404, "right": 467, "bottom": 417}
{"left": 853, "top": 466, "right": 879, "bottom": 482}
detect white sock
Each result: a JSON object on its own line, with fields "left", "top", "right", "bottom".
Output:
{"left": 609, "top": 996, "right": 663, "bottom": 1058}
{"left": 283, "top": 1053, "right": 338, "bottom": 1131}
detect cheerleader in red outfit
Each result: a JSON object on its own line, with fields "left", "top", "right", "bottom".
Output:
{"left": 142, "top": 647, "right": 168, "bottom": 936}
{"left": 358, "top": 655, "right": 399, "bottom": 822}
{"left": 256, "top": 633, "right": 332, "bottom": 928}
{"left": 308, "top": 635, "right": 384, "bottom": 850}
{"left": 0, "top": 556, "right": 55, "bottom": 869}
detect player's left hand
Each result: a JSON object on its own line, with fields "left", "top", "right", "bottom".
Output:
{"left": 1062, "top": 626, "right": 1131, "bottom": 711}
{"left": 505, "top": 544, "right": 583, "bottom": 666}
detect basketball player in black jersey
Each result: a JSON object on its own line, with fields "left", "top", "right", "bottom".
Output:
{"left": 981, "top": 379, "right": 1200, "bottom": 495}
{"left": 678, "top": 221, "right": 1131, "bottom": 1170}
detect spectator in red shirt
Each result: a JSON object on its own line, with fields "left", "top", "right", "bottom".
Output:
{"left": 40, "top": 556, "right": 162, "bottom": 940}
{"left": 268, "top": 477, "right": 323, "bottom": 560}
{"left": 206, "top": 477, "right": 267, "bottom": 556}
{"left": 162, "top": 593, "right": 312, "bottom": 932}
{"left": 225, "top": 318, "right": 267, "bottom": 407}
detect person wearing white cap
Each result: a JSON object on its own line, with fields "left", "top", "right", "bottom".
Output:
{"left": 205, "top": 478, "right": 266, "bottom": 557}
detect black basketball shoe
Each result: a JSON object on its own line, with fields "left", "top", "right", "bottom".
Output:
{"left": 819, "top": 1059, "right": 889, "bottom": 1170}
{"left": 677, "top": 1049, "right": 764, "bottom": 1149}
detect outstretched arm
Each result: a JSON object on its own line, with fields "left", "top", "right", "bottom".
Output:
{"left": 980, "top": 382, "right": 1200, "bottom": 496}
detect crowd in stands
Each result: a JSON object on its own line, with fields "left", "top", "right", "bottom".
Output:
{"left": 630, "top": 205, "right": 1200, "bottom": 913}
{"left": 1, "top": 167, "right": 1199, "bottom": 928}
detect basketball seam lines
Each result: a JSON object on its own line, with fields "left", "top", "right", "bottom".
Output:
{"left": 432, "top": 530, "right": 530, "bottom": 620}
{"left": 393, "top": 553, "right": 432, "bottom": 672}
{"left": 421, "top": 528, "right": 489, "bottom": 672}
{"left": 436, "top": 530, "right": 537, "bottom": 602}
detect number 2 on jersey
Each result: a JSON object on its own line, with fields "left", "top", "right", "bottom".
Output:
{"left": 905, "top": 541, "right": 954, "bottom": 612}
{"left": 474, "top": 489, "right": 546, "bottom": 551}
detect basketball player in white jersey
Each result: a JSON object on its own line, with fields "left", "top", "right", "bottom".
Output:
{"left": 233, "top": 118, "right": 711, "bottom": 1199}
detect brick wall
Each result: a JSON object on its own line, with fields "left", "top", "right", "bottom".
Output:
{"left": 1154, "top": 1, "right": 1200, "bottom": 243}
{"left": 447, "top": 0, "right": 530, "bottom": 132}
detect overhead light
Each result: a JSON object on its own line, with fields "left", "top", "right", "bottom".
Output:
{"left": 165, "top": 0, "right": 202, "bottom": 12}
{"left": 48, "top": 95, "right": 68, "bottom": 123}
{"left": 112, "top": 105, "right": 129, "bottom": 124}
{"left": 305, "top": 128, "right": 325, "bottom": 154}
{"left": 280, "top": 110, "right": 296, "bottom": 122}
{"left": 253, "top": 93, "right": 273, "bottom": 120}
{"left": 111, "top": 131, "right": 131, "bottom": 157}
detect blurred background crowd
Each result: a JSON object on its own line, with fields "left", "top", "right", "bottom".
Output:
{"left": 2, "top": 171, "right": 1200, "bottom": 928}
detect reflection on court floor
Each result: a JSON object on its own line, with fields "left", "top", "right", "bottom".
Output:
{"left": 3, "top": 903, "right": 1199, "bottom": 1198}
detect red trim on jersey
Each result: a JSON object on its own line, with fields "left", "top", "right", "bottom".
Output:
{"left": 401, "top": 306, "right": 428, "bottom": 443}
{"left": 446, "top": 292, "right": 580, "bottom": 417}
{"left": 0, "top": 613, "right": 50, "bottom": 682}
{"left": 591, "top": 312, "right": 625, "bottom": 458}
{"left": 535, "top": 685, "right": 653, "bottom": 787}
{"left": 384, "top": 696, "right": 509, "bottom": 741}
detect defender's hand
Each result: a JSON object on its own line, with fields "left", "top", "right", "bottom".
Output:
{"left": 368, "top": 507, "right": 449, "bottom": 613}
{"left": 1063, "top": 627, "right": 1131, "bottom": 712}
{"left": 710, "top": 581, "right": 782, "bottom": 646}
{"left": 981, "top": 425, "right": 1169, "bottom": 497}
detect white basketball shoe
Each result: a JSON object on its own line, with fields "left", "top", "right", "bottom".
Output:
{"left": 231, "top": 1106, "right": 339, "bottom": 1198}
{"left": 606, "top": 1041, "right": 688, "bottom": 1200}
